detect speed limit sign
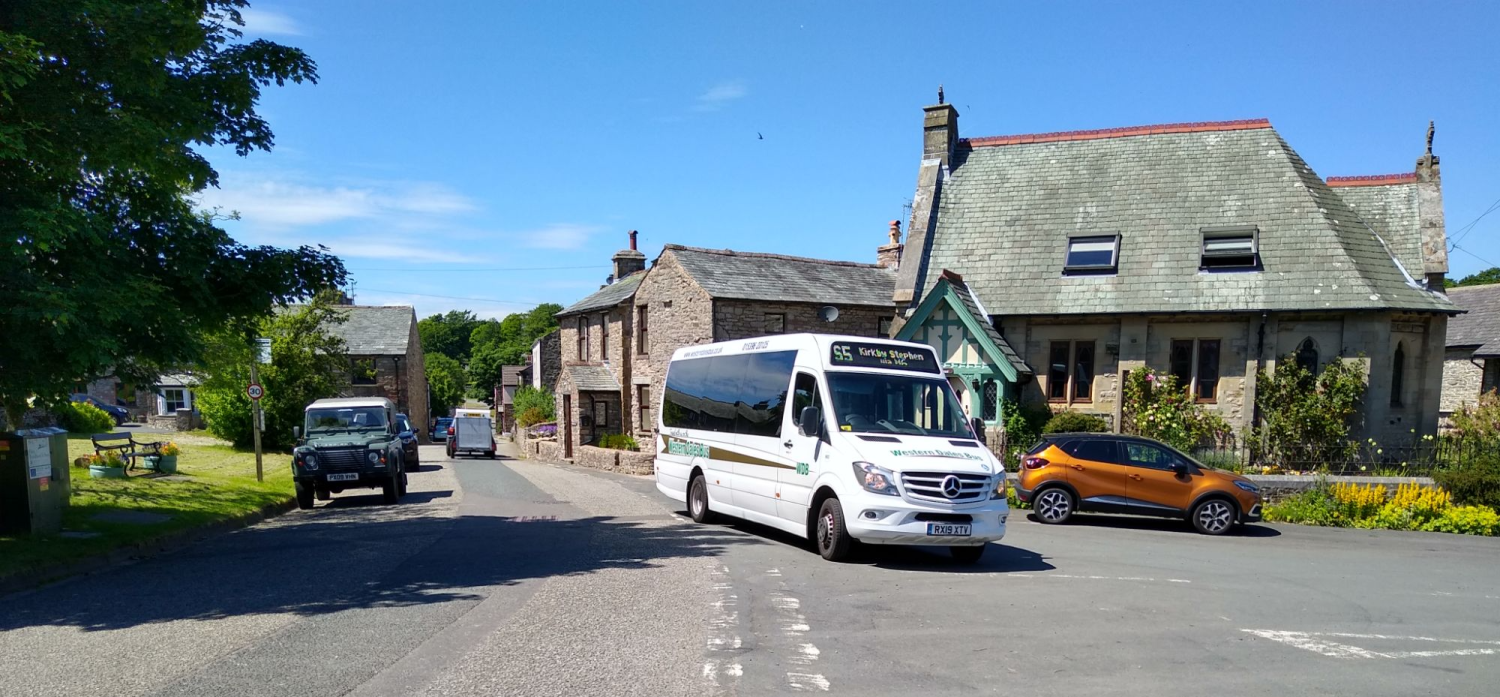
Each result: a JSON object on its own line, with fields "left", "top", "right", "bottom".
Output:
{"left": 246, "top": 383, "right": 265, "bottom": 401}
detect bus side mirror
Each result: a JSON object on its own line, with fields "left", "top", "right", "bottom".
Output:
{"left": 798, "top": 407, "right": 821, "bottom": 437}
{"left": 292, "top": 426, "right": 301, "bottom": 439}
{"left": 971, "top": 418, "right": 987, "bottom": 444}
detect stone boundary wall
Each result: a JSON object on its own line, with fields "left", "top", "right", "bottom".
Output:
{"left": 536, "top": 440, "right": 565, "bottom": 463}
{"left": 575, "top": 445, "right": 654, "bottom": 475}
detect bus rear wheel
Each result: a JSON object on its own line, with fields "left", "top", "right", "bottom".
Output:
{"left": 688, "top": 474, "right": 715, "bottom": 524}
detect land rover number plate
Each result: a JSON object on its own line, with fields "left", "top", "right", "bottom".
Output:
{"left": 326, "top": 473, "right": 359, "bottom": 482}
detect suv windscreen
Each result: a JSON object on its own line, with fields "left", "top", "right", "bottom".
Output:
{"left": 306, "top": 407, "right": 388, "bottom": 434}
{"left": 826, "top": 372, "right": 974, "bottom": 438}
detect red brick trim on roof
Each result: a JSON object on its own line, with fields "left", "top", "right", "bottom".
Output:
{"left": 1325, "top": 173, "right": 1418, "bottom": 188}
{"left": 961, "top": 118, "right": 1272, "bottom": 148}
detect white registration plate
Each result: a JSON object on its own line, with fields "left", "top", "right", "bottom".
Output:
{"left": 927, "top": 523, "right": 971, "bottom": 536}
{"left": 325, "top": 473, "right": 359, "bottom": 482}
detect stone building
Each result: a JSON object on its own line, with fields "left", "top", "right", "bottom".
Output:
{"left": 1441, "top": 283, "right": 1500, "bottom": 417}
{"left": 549, "top": 233, "right": 899, "bottom": 460}
{"left": 893, "top": 98, "right": 1458, "bottom": 444}
{"left": 520, "top": 329, "right": 562, "bottom": 393}
{"left": 627, "top": 244, "right": 897, "bottom": 454}
{"left": 325, "top": 304, "right": 429, "bottom": 441}
{"left": 496, "top": 364, "right": 525, "bottom": 434}
{"left": 553, "top": 233, "right": 649, "bottom": 458}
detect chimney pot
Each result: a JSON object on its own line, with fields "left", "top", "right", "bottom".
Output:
{"left": 629, "top": 230, "right": 638, "bottom": 251}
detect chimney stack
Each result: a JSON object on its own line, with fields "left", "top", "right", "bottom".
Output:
{"left": 611, "top": 229, "right": 647, "bottom": 281}
{"left": 923, "top": 89, "right": 960, "bottom": 167}
{"left": 1416, "top": 121, "right": 1448, "bottom": 291}
{"left": 877, "top": 220, "right": 903, "bottom": 270}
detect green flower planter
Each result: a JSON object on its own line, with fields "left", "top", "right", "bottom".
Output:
{"left": 89, "top": 465, "right": 126, "bottom": 479}
{"left": 149, "top": 455, "right": 178, "bottom": 474}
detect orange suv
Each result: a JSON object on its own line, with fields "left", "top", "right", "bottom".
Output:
{"left": 1015, "top": 433, "right": 1261, "bottom": 535}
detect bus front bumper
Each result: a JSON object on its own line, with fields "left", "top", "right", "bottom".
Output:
{"left": 845, "top": 499, "right": 1008, "bottom": 546}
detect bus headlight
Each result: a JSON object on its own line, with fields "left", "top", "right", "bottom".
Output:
{"left": 992, "top": 474, "right": 1007, "bottom": 500}
{"left": 852, "top": 462, "right": 899, "bottom": 496}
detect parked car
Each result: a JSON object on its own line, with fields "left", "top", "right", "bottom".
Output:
{"left": 1015, "top": 433, "right": 1261, "bottom": 535}
{"left": 290, "top": 397, "right": 407, "bottom": 509}
{"left": 70, "top": 394, "right": 128, "bottom": 426}
{"left": 430, "top": 417, "right": 454, "bottom": 442}
{"left": 394, "top": 413, "right": 420, "bottom": 472}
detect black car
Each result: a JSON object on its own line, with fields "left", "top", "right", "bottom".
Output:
{"left": 395, "top": 413, "right": 420, "bottom": 472}
{"left": 431, "top": 417, "right": 454, "bottom": 442}
{"left": 71, "top": 393, "right": 128, "bottom": 426}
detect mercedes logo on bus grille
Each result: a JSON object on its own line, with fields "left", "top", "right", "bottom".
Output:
{"left": 941, "top": 475, "right": 963, "bottom": 499}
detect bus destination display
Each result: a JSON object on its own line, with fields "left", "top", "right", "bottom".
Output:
{"left": 829, "top": 342, "right": 939, "bottom": 374}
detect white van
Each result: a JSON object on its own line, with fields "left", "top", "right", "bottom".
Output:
{"left": 655, "top": 334, "right": 1008, "bottom": 562}
{"left": 447, "top": 408, "right": 496, "bottom": 459}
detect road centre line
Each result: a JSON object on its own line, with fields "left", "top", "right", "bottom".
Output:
{"left": 1243, "top": 629, "right": 1500, "bottom": 659}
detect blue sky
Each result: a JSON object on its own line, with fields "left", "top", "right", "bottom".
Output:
{"left": 202, "top": 1, "right": 1500, "bottom": 320}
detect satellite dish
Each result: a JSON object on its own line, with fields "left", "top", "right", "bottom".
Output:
{"left": 819, "top": 306, "right": 840, "bottom": 322}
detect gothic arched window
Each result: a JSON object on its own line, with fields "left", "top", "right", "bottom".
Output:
{"left": 1391, "top": 342, "right": 1406, "bottom": 407}
{"left": 1295, "top": 338, "right": 1319, "bottom": 375}
{"left": 981, "top": 379, "right": 999, "bottom": 422}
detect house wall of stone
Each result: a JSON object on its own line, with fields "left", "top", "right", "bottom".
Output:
{"left": 631, "top": 252, "right": 716, "bottom": 455}
{"left": 404, "top": 318, "right": 430, "bottom": 441}
{"left": 345, "top": 346, "right": 428, "bottom": 441}
{"left": 711, "top": 301, "right": 894, "bottom": 342}
{"left": 1441, "top": 348, "right": 1485, "bottom": 416}
{"left": 997, "top": 310, "right": 1445, "bottom": 445}
{"left": 556, "top": 294, "right": 634, "bottom": 458}
{"left": 532, "top": 330, "right": 563, "bottom": 392}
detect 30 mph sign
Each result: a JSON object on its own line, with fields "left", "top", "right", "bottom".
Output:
{"left": 246, "top": 383, "right": 265, "bottom": 401}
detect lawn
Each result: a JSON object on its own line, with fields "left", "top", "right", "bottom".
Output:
{"left": 0, "top": 434, "right": 294, "bottom": 583}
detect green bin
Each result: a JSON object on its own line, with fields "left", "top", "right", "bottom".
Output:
{"left": 0, "top": 427, "right": 71, "bottom": 534}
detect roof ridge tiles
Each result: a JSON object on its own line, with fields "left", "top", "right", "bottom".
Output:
{"left": 663, "top": 244, "right": 886, "bottom": 269}
{"left": 961, "top": 118, "right": 1272, "bottom": 148}
{"left": 1325, "top": 173, "right": 1419, "bottom": 188}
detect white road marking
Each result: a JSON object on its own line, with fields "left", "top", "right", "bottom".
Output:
{"left": 787, "top": 673, "right": 831, "bottom": 692}
{"left": 704, "top": 565, "right": 742, "bottom": 695}
{"left": 725, "top": 663, "right": 744, "bottom": 677}
{"left": 1243, "top": 629, "right": 1500, "bottom": 660}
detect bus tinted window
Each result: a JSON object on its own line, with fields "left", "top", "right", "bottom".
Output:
{"left": 737, "top": 352, "right": 797, "bottom": 437}
{"left": 662, "top": 351, "right": 798, "bottom": 437}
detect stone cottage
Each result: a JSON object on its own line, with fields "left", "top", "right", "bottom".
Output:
{"left": 549, "top": 233, "right": 899, "bottom": 460}
{"left": 325, "top": 304, "right": 429, "bottom": 441}
{"left": 496, "top": 364, "right": 525, "bottom": 434}
{"left": 893, "top": 97, "right": 1458, "bottom": 444}
{"left": 519, "top": 329, "right": 562, "bottom": 394}
{"left": 552, "top": 233, "right": 649, "bottom": 458}
{"left": 1441, "top": 283, "right": 1500, "bottom": 417}
{"left": 626, "top": 243, "right": 898, "bottom": 454}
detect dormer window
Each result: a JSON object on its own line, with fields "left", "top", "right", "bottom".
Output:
{"left": 1064, "top": 234, "right": 1120, "bottom": 274}
{"left": 1200, "top": 225, "right": 1260, "bottom": 270}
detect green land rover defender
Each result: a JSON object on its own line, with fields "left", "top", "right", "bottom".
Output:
{"left": 291, "top": 397, "right": 408, "bottom": 509}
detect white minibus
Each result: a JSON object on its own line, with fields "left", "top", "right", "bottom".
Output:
{"left": 655, "top": 334, "right": 1008, "bottom": 562}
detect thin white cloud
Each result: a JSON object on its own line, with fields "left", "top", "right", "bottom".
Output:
{"left": 324, "top": 241, "right": 483, "bottom": 265}
{"left": 239, "top": 8, "right": 305, "bottom": 36}
{"left": 197, "top": 175, "right": 477, "bottom": 229}
{"left": 520, "top": 223, "right": 607, "bottom": 250}
{"left": 694, "top": 80, "right": 748, "bottom": 112}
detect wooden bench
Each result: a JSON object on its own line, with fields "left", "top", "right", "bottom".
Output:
{"left": 91, "top": 432, "right": 166, "bottom": 471}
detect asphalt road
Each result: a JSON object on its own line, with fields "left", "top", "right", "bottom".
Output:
{"left": 2, "top": 443, "right": 1498, "bottom": 696}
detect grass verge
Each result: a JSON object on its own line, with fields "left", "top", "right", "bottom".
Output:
{"left": 0, "top": 435, "right": 292, "bottom": 583}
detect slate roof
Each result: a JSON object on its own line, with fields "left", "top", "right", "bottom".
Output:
{"left": 666, "top": 245, "right": 896, "bottom": 307}
{"left": 952, "top": 277, "right": 1031, "bottom": 375}
{"left": 1329, "top": 174, "right": 1424, "bottom": 281}
{"left": 924, "top": 119, "right": 1454, "bottom": 316}
{"left": 557, "top": 272, "right": 644, "bottom": 317}
{"left": 1445, "top": 284, "right": 1500, "bottom": 356}
{"left": 565, "top": 364, "right": 620, "bottom": 392}
{"left": 501, "top": 365, "right": 525, "bottom": 388}
{"left": 326, "top": 306, "right": 415, "bottom": 355}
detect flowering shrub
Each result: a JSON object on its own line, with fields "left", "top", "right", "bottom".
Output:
{"left": 1251, "top": 356, "right": 1366, "bottom": 469}
{"left": 1269, "top": 480, "right": 1494, "bottom": 535}
{"left": 88, "top": 451, "right": 126, "bottom": 469}
{"left": 1121, "top": 369, "right": 1230, "bottom": 452}
{"left": 159, "top": 442, "right": 181, "bottom": 456}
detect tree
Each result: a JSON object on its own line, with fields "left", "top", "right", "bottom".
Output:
{"left": 0, "top": 1, "right": 345, "bottom": 425}
{"left": 196, "top": 294, "right": 349, "bottom": 449}
{"left": 468, "top": 343, "right": 527, "bottom": 404}
{"left": 425, "top": 353, "right": 466, "bottom": 418}
{"left": 1447, "top": 267, "right": 1500, "bottom": 289}
{"left": 418, "top": 310, "right": 480, "bottom": 363}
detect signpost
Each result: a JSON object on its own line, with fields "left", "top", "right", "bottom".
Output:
{"left": 249, "top": 340, "right": 268, "bottom": 483}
